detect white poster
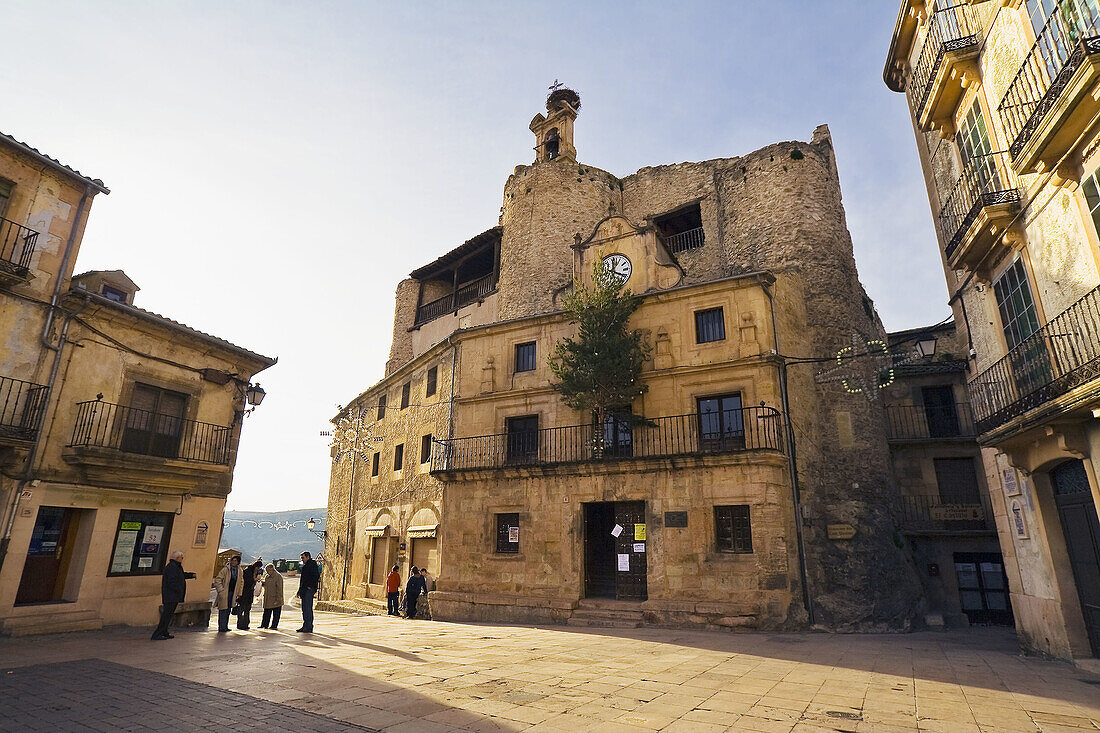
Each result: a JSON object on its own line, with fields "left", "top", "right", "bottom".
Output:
{"left": 611, "top": 524, "right": 623, "bottom": 537}
{"left": 617, "top": 553, "right": 630, "bottom": 571}
{"left": 137, "top": 557, "right": 153, "bottom": 568}
{"left": 633, "top": 543, "right": 645, "bottom": 553}
{"left": 1002, "top": 468, "right": 1020, "bottom": 497}
{"left": 111, "top": 530, "right": 138, "bottom": 573}
{"left": 508, "top": 526, "right": 519, "bottom": 543}
{"left": 142, "top": 526, "right": 163, "bottom": 545}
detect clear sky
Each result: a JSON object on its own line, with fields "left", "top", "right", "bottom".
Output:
{"left": 3, "top": 1, "right": 943, "bottom": 511}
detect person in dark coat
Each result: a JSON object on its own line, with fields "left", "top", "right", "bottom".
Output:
{"left": 404, "top": 564, "right": 427, "bottom": 619}
{"left": 296, "top": 552, "right": 320, "bottom": 633}
{"left": 236, "top": 560, "right": 262, "bottom": 630}
{"left": 152, "top": 551, "right": 195, "bottom": 641}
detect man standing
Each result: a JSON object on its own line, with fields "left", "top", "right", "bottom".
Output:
{"left": 152, "top": 551, "right": 195, "bottom": 641}
{"left": 214, "top": 555, "right": 241, "bottom": 632}
{"left": 385, "top": 565, "right": 401, "bottom": 616}
{"left": 404, "top": 564, "right": 427, "bottom": 619}
{"left": 296, "top": 551, "right": 320, "bottom": 633}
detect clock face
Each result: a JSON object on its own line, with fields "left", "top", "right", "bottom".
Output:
{"left": 602, "top": 253, "right": 632, "bottom": 283}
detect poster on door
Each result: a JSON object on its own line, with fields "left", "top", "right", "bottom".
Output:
{"left": 140, "top": 525, "right": 164, "bottom": 555}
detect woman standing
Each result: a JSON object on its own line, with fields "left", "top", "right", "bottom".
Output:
{"left": 213, "top": 555, "right": 241, "bottom": 633}
{"left": 260, "top": 563, "right": 284, "bottom": 630}
{"left": 236, "top": 560, "right": 262, "bottom": 630}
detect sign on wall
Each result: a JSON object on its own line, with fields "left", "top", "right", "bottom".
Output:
{"left": 193, "top": 521, "right": 209, "bottom": 548}
{"left": 1002, "top": 468, "right": 1021, "bottom": 497}
{"left": 1010, "top": 500, "right": 1029, "bottom": 540}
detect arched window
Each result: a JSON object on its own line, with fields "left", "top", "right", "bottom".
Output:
{"left": 545, "top": 129, "right": 560, "bottom": 160}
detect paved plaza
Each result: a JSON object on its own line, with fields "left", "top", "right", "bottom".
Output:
{"left": 1, "top": 608, "right": 1098, "bottom": 733}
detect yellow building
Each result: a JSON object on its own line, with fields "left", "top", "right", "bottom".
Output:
{"left": 885, "top": 0, "right": 1100, "bottom": 662}
{"left": 323, "top": 89, "right": 929, "bottom": 630}
{"left": 0, "top": 132, "right": 274, "bottom": 635}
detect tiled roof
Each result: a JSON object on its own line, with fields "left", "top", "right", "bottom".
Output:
{"left": 0, "top": 131, "right": 109, "bottom": 194}
{"left": 409, "top": 226, "right": 502, "bottom": 279}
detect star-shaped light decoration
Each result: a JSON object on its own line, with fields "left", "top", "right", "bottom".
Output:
{"left": 325, "top": 407, "right": 380, "bottom": 464}
{"left": 815, "top": 332, "right": 920, "bottom": 402}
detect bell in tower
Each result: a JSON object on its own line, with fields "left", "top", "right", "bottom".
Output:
{"left": 530, "top": 83, "right": 579, "bottom": 163}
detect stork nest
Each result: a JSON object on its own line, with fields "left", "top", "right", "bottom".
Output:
{"left": 547, "top": 87, "right": 581, "bottom": 113}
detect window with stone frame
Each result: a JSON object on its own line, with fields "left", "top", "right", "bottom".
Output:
{"left": 371, "top": 451, "right": 380, "bottom": 477}
{"left": 400, "top": 382, "right": 410, "bottom": 409}
{"left": 515, "top": 341, "right": 536, "bottom": 373}
{"left": 495, "top": 513, "right": 519, "bottom": 554}
{"left": 956, "top": 98, "right": 999, "bottom": 191}
{"left": 714, "top": 505, "right": 752, "bottom": 553}
{"left": 993, "top": 258, "right": 1041, "bottom": 350}
{"left": 393, "top": 443, "right": 404, "bottom": 472}
{"left": 694, "top": 307, "right": 726, "bottom": 343}
{"left": 0, "top": 178, "right": 12, "bottom": 219}
{"left": 376, "top": 393, "right": 387, "bottom": 421}
{"left": 426, "top": 365, "right": 438, "bottom": 397}
{"left": 420, "top": 434, "right": 432, "bottom": 464}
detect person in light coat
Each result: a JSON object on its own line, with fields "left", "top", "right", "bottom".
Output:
{"left": 213, "top": 555, "right": 241, "bottom": 632}
{"left": 260, "top": 563, "right": 284, "bottom": 630}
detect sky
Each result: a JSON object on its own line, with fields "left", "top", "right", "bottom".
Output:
{"left": 2, "top": 1, "right": 945, "bottom": 511}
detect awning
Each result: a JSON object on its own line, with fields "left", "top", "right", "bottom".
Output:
{"left": 406, "top": 524, "right": 438, "bottom": 539}
{"left": 363, "top": 525, "right": 390, "bottom": 538}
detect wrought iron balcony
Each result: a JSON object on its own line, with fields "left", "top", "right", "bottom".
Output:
{"left": 938, "top": 151, "right": 1021, "bottom": 270}
{"left": 659, "top": 226, "right": 705, "bottom": 254}
{"left": 414, "top": 273, "right": 497, "bottom": 326}
{"left": 899, "top": 493, "right": 995, "bottom": 534}
{"left": 0, "top": 376, "right": 48, "bottom": 444}
{"left": 0, "top": 216, "right": 39, "bottom": 281}
{"left": 998, "top": 0, "right": 1100, "bottom": 174}
{"left": 907, "top": 2, "right": 982, "bottom": 130}
{"left": 885, "top": 403, "right": 976, "bottom": 441}
{"left": 431, "top": 406, "right": 784, "bottom": 473}
{"left": 969, "top": 285, "right": 1100, "bottom": 435}
{"left": 68, "top": 399, "right": 233, "bottom": 465}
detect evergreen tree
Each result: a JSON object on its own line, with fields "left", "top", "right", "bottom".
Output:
{"left": 549, "top": 263, "right": 650, "bottom": 455}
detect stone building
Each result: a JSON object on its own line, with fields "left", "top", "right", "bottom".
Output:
{"left": 884, "top": 0, "right": 1100, "bottom": 662}
{"left": 0, "top": 132, "right": 274, "bottom": 635}
{"left": 882, "top": 320, "right": 1009, "bottom": 629}
{"left": 323, "top": 89, "right": 929, "bottom": 630}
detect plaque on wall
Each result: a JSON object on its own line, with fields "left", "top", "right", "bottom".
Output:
{"left": 826, "top": 523, "right": 856, "bottom": 540}
{"left": 664, "top": 511, "right": 688, "bottom": 528}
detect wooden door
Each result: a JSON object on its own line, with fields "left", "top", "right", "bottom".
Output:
{"left": 922, "top": 385, "right": 960, "bottom": 437}
{"left": 583, "top": 503, "right": 616, "bottom": 598}
{"left": 1051, "top": 460, "right": 1100, "bottom": 656}
{"left": 613, "top": 501, "right": 647, "bottom": 602}
{"left": 121, "top": 384, "right": 187, "bottom": 458}
{"left": 15, "top": 507, "right": 75, "bottom": 605}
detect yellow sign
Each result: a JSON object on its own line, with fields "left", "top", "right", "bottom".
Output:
{"left": 634, "top": 524, "right": 646, "bottom": 541}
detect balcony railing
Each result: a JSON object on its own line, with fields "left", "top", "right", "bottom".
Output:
{"left": 885, "top": 403, "right": 976, "bottom": 441}
{"left": 0, "top": 376, "right": 48, "bottom": 443}
{"left": 899, "top": 493, "right": 995, "bottom": 533}
{"left": 908, "top": 2, "right": 982, "bottom": 121}
{"left": 998, "top": 0, "right": 1100, "bottom": 160}
{"left": 432, "top": 406, "right": 784, "bottom": 472}
{"left": 68, "top": 400, "right": 233, "bottom": 465}
{"left": 938, "top": 151, "right": 1020, "bottom": 261}
{"left": 414, "top": 273, "right": 497, "bottom": 326}
{"left": 0, "top": 216, "right": 39, "bottom": 278}
{"left": 660, "top": 227, "right": 705, "bottom": 254}
{"left": 969, "top": 285, "right": 1100, "bottom": 434}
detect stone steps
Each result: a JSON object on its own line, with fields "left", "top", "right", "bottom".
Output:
{"left": 567, "top": 602, "right": 644, "bottom": 629}
{"left": 2, "top": 608, "right": 103, "bottom": 636}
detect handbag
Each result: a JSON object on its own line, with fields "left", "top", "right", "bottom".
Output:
{"left": 231, "top": 604, "right": 241, "bottom": 616}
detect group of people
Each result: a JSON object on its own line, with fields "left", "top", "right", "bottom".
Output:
{"left": 213, "top": 551, "right": 321, "bottom": 633}
{"left": 385, "top": 564, "right": 434, "bottom": 619}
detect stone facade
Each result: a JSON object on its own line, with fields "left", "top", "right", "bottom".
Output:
{"left": 0, "top": 133, "right": 274, "bottom": 635}
{"left": 885, "top": 1, "right": 1100, "bottom": 662}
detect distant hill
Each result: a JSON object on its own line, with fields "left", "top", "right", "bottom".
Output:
{"left": 220, "top": 508, "right": 325, "bottom": 563}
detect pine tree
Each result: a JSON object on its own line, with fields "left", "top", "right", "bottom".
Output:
{"left": 549, "top": 263, "right": 650, "bottom": 456}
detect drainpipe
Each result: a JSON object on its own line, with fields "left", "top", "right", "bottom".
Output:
{"left": 340, "top": 405, "right": 362, "bottom": 602}
{"left": 762, "top": 279, "right": 816, "bottom": 626}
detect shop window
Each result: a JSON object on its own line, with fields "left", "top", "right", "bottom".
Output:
{"left": 715, "top": 505, "right": 752, "bottom": 553}
{"left": 496, "top": 513, "right": 519, "bottom": 554}
{"left": 401, "top": 382, "right": 410, "bottom": 409}
{"left": 426, "top": 365, "right": 438, "bottom": 397}
{"left": 108, "top": 510, "right": 174, "bottom": 576}
{"left": 515, "top": 341, "right": 536, "bottom": 372}
{"left": 421, "top": 434, "right": 432, "bottom": 464}
{"left": 371, "top": 451, "right": 380, "bottom": 477}
{"left": 393, "top": 444, "right": 404, "bottom": 472}
{"left": 376, "top": 393, "right": 387, "bottom": 421}
{"left": 694, "top": 307, "right": 726, "bottom": 343}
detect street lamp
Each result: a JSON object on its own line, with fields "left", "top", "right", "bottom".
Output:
{"left": 306, "top": 517, "right": 325, "bottom": 540}
{"left": 915, "top": 336, "right": 938, "bottom": 359}
{"left": 246, "top": 383, "right": 266, "bottom": 407}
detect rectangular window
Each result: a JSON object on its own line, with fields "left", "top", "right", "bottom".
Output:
{"left": 1082, "top": 167, "right": 1100, "bottom": 238}
{"left": 993, "top": 259, "right": 1041, "bottom": 349}
{"left": 921, "top": 385, "right": 961, "bottom": 438}
{"left": 496, "top": 513, "right": 519, "bottom": 554}
{"left": 377, "top": 393, "right": 387, "bottom": 421}
{"left": 108, "top": 510, "right": 174, "bottom": 576}
{"left": 505, "top": 415, "right": 539, "bottom": 463}
{"left": 697, "top": 393, "right": 744, "bottom": 450}
{"left": 121, "top": 383, "right": 189, "bottom": 459}
{"left": 694, "top": 307, "right": 725, "bottom": 344}
{"left": 515, "top": 341, "right": 536, "bottom": 373}
{"left": 421, "top": 434, "right": 432, "bottom": 464}
{"left": 715, "top": 505, "right": 752, "bottom": 553}
{"left": 371, "top": 451, "right": 380, "bottom": 477}
{"left": 956, "top": 98, "right": 998, "bottom": 189}
{"left": 101, "top": 285, "right": 128, "bottom": 303}
{"left": 426, "top": 366, "right": 438, "bottom": 397}
{"left": 0, "top": 178, "right": 12, "bottom": 219}
{"left": 393, "top": 443, "right": 404, "bottom": 472}
{"left": 401, "top": 382, "right": 410, "bottom": 409}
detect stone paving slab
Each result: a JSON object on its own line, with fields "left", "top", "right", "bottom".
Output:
{"left": 0, "top": 606, "right": 1098, "bottom": 732}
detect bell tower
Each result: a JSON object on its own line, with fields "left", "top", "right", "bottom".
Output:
{"left": 529, "top": 83, "right": 579, "bottom": 163}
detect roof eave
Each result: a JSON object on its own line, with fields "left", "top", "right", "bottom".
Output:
{"left": 884, "top": 0, "right": 922, "bottom": 93}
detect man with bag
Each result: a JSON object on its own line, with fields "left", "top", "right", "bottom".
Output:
{"left": 152, "top": 550, "right": 195, "bottom": 640}
{"left": 296, "top": 551, "right": 320, "bottom": 633}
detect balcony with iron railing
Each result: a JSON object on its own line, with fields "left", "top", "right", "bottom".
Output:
{"left": 969, "top": 284, "right": 1100, "bottom": 435}
{"left": 885, "top": 402, "right": 976, "bottom": 441}
{"left": 414, "top": 273, "right": 498, "bottom": 326}
{"left": 0, "top": 376, "right": 48, "bottom": 445}
{"left": 907, "top": 2, "right": 983, "bottom": 130}
{"left": 67, "top": 399, "right": 233, "bottom": 465}
{"left": 431, "top": 406, "right": 784, "bottom": 473}
{"left": 899, "top": 492, "right": 996, "bottom": 534}
{"left": 0, "top": 216, "right": 39, "bottom": 284}
{"left": 659, "top": 227, "right": 705, "bottom": 255}
{"left": 938, "top": 151, "right": 1021, "bottom": 271}
{"left": 998, "top": 0, "right": 1100, "bottom": 175}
